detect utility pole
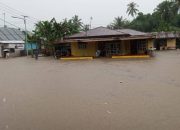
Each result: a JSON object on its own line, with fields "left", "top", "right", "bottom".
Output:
{"left": 12, "top": 15, "right": 29, "bottom": 56}
{"left": 90, "top": 17, "right": 93, "bottom": 29}
{"left": 3, "top": 13, "right": 6, "bottom": 27}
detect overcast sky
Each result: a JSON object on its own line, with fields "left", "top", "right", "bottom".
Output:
{"left": 0, "top": 0, "right": 164, "bottom": 30}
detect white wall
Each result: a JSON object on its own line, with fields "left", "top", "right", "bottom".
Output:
{"left": 0, "top": 45, "right": 2, "bottom": 57}
{"left": 0, "top": 43, "right": 25, "bottom": 57}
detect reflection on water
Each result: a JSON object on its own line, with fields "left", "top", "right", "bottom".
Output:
{"left": 0, "top": 50, "right": 180, "bottom": 130}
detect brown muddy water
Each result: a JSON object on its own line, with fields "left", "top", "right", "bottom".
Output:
{"left": 0, "top": 50, "right": 180, "bottom": 130}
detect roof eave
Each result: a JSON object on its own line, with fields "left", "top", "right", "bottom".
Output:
{"left": 0, "top": 41, "right": 25, "bottom": 44}
{"left": 66, "top": 34, "right": 130, "bottom": 39}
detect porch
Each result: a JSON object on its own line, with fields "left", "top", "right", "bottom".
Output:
{"left": 154, "top": 38, "right": 176, "bottom": 50}
{"left": 54, "top": 39, "right": 150, "bottom": 59}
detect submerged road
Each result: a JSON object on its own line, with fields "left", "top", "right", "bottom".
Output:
{"left": 0, "top": 50, "right": 180, "bottom": 130}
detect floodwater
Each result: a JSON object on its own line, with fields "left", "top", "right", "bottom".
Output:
{"left": 0, "top": 50, "right": 180, "bottom": 130}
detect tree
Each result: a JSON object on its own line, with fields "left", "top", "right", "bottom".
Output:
{"left": 108, "top": 0, "right": 180, "bottom": 32}
{"left": 171, "top": 14, "right": 180, "bottom": 28}
{"left": 31, "top": 16, "right": 84, "bottom": 54}
{"left": 34, "top": 20, "right": 54, "bottom": 44}
{"left": 127, "top": 2, "right": 139, "bottom": 17}
{"left": 175, "top": 0, "right": 180, "bottom": 11}
{"left": 128, "top": 13, "right": 155, "bottom": 32}
{"left": 155, "top": 1, "right": 175, "bottom": 22}
{"left": 82, "top": 24, "right": 90, "bottom": 31}
{"left": 107, "top": 16, "right": 130, "bottom": 29}
{"left": 70, "top": 15, "right": 83, "bottom": 34}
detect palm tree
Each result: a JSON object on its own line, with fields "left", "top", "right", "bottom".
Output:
{"left": 108, "top": 16, "right": 129, "bottom": 29}
{"left": 71, "top": 15, "right": 83, "bottom": 33}
{"left": 127, "top": 2, "right": 139, "bottom": 17}
{"left": 113, "top": 17, "right": 124, "bottom": 29}
{"left": 82, "top": 24, "right": 90, "bottom": 31}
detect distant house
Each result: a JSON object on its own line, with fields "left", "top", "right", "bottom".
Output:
{"left": 0, "top": 27, "right": 25, "bottom": 57}
{"left": 54, "top": 27, "right": 154, "bottom": 58}
{"left": 153, "top": 32, "right": 180, "bottom": 50}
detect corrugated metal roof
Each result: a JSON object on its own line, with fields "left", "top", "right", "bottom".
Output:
{"left": 68, "top": 27, "right": 128, "bottom": 38}
{"left": 117, "top": 29, "right": 147, "bottom": 36}
{"left": 0, "top": 27, "right": 25, "bottom": 42}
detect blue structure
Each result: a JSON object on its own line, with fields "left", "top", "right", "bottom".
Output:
{"left": 26, "top": 43, "right": 38, "bottom": 50}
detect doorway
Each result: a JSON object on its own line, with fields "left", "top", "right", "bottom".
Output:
{"left": 130, "top": 40, "right": 138, "bottom": 55}
{"left": 98, "top": 42, "right": 121, "bottom": 57}
{"left": 176, "top": 38, "right": 180, "bottom": 49}
{"left": 55, "top": 43, "right": 71, "bottom": 57}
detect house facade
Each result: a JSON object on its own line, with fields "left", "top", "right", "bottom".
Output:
{"left": 54, "top": 27, "right": 154, "bottom": 58}
{"left": 0, "top": 27, "right": 25, "bottom": 57}
{"left": 154, "top": 32, "right": 180, "bottom": 50}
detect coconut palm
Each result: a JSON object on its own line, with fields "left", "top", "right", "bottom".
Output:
{"left": 71, "top": 15, "right": 83, "bottom": 33}
{"left": 108, "top": 16, "right": 130, "bottom": 29}
{"left": 127, "top": 2, "right": 139, "bottom": 17}
{"left": 82, "top": 24, "right": 90, "bottom": 31}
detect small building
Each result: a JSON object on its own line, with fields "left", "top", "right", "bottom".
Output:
{"left": 154, "top": 32, "right": 180, "bottom": 50}
{"left": 54, "top": 27, "right": 154, "bottom": 58}
{"left": 26, "top": 42, "right": 39, "bottom": 51}
{"left": 0, "top": 27, "right": 25, "bottom": 57}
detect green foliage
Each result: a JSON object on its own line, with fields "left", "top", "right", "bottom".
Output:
{"left": 30, "top": 15, "right": 83, "bottom": 48}
{"left": 107, "top": 16, "right": 130, "bottom": 29}
{"left": 172, "top": 14, "right": 180, "bottom": 27}
{"left": 155, "top": 1, "right": 176, "bottom": 22}
{"left": 108, "top": 0, "right": 180, "bottom": 32}
{"left": 128, "top": 13, "right": 155, "bottom": 32}
{"left": 82, "top": 24, "right": 90, "bottom": 31}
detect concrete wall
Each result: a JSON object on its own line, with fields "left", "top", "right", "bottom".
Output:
{"left": 71, "top": 40, "right": 151, "bottom": 57}
{"left": 0, "top": 45, "right": 2, "bottom": 57}
{"left": 147, "top": 39, "right": 154, "bottom": 49}
{"left": 0, "top": 43, "right": 24, "bottom": 57}
{"left": 167, "top": 39, "right": 176, "bottom": 49}
{"left": 71, "top": 42, "right": 97, "bottom": 57}
{"left": 121, "top": 40, "right": 131, "bottom": 55}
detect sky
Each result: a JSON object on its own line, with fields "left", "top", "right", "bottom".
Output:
{"left": 0, "top": 0, "right": 164, "bottom": 31}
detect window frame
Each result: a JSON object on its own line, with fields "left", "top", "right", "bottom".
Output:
{"left": 78, "top": 42, "right": 87, "bottom": 49}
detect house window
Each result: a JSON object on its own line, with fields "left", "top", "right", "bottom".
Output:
{"left": 10, "top": 48, "right": 15, "bottom": 53}
{"left": 105, "top": 42, "right": 121, "bottom": 56}
{"left": 78, "top": 42, "right": 87, "bottom": 49}
{"left": 138, "top": 40, "right": 146, "bottom": 51}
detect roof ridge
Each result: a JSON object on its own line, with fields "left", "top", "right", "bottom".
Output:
{"left": 68, "top": 26, "right": 127, "bottom": 38}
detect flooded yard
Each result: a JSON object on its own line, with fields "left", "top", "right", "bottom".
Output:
{"left": 0, "top": 50, "right": 180, "bottom": 130}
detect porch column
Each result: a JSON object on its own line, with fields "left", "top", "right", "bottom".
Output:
{"left": 0, "top": 45, "right": 2, "bottom": 57}
{"left": 147, "top": 39, "right": 154, "bottom": 49}
{"left": 121, "top": 41, "right": 126, "bottom": 55}
{"left": 122, "top": 40, "right": 131, "bottom": 55}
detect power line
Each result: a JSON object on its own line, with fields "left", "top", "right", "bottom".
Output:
{"left": 0, "top": 10, "right": 37, "bottom": 26}
{"left": 0, "top": 1, "right": 40, "bottom": 31}
{"left": 0, "top": 1, "right": 40, "bottom": 22}
{"left": 0, "top": 1, "right": 40, "bottom": 27}
{"left": 0, "top": 8, "right": 38, "bottom": 24}
{"left": 0, "top": 17, "right": 23, "bottom": 30}
{"left": 0, "top": 1, "right": 43, "bottom": 31}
